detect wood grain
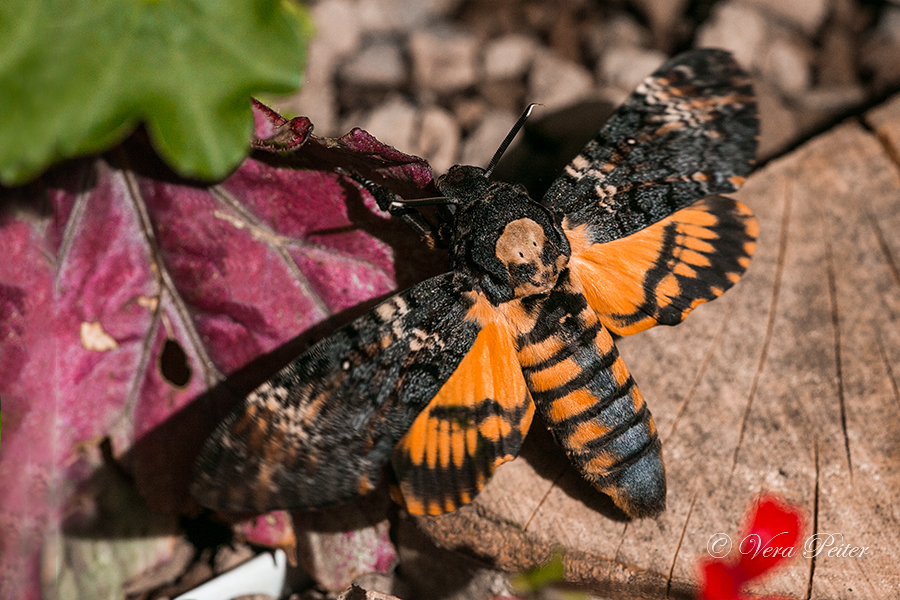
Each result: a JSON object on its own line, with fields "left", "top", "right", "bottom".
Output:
{"left": 412, "top": 96, "right": 900, "bottom": 599}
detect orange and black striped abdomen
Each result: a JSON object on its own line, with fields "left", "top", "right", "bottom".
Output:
{"left": 511, "top": 273, "right": 666, "bottom": 517}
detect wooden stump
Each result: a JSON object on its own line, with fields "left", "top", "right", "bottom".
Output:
{"left": 411, "top": 96, "right": 900, "bottom": 599}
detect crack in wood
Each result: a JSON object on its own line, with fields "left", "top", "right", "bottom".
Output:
{"left": 848, "top": 546, "right": 877, "bottom": 593}
{"left": 875, "top": 329, "right": 900, "bottom": 412}
{"left": 868, "top": 212, "right": 900, "bottom": 289}
{"left": 805, "top": 440, "right": 820, "bottom": 600}
{"left": 665, "top": 489, "right": 698, "bottom": 599}
{"left": 863, "top": 113, "right": 900, "bottom": 177}
{"left": 522, "top": 464, "right": 569, "bottom": 532}
{"left": 868, "top": 213, "right": 900, "bottom": 415}
{"left": 729, "top": 177, "right": 793, "bottom": 481}
{"left": 665, "top": 300, "right": 734, "bottom": 444}
{"left": 821, "top": 215, "right": 853, "bottom": 479}
{"left": 612, "top": 521, "right": 629, "bottom": 566}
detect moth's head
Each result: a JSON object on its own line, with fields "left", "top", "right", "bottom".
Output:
{"left": 452, "top": 181, "right": 570, "bottom": 304}
{"left": 436, "top": 165, "right": 490, "bottom": 208}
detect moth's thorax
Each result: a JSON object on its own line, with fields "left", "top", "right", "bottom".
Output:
{"left": 441, "top": 165, "right": 571, "bottom": 305}
{"left": 495, "top": 218, "right": 569, "bottom": 298}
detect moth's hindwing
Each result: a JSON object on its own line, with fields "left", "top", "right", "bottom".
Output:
{"left": 509, "top": 271, "right": 666, "bottom": 518}
{"left": 392, "top": 293, "right": 533, "bottom": 516}
{"left": 191, "top": 273, "right": 483, "bottom": 513}
{"left": 566, "top": 195, "right": 758, "bottom": 336}
{"left": 544, "top": 48, "right": 758, "bottom": 244}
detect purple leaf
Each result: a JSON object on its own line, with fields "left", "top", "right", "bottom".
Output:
{"left": 0, "top": 102, "right": 444, "bottom": 597}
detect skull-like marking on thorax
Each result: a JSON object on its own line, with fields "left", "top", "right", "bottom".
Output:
{"left": 495, "top": 218, "right": 568, "bottom": 298}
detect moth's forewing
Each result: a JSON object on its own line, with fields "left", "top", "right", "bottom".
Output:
{"left": 545, "top": 49, "right": 758, "bottom": 244}
{"left": 192, "top": 273, "right": 483, "bottom": 512}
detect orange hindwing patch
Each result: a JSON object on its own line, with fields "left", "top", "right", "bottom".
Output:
{"left": 565, "top": 195, "right": 758, "bottom": 336}
{"left": 391, "top": 313, "right": 533, "bottom": 516}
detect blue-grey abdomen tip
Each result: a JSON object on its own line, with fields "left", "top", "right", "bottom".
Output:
{"left": 606, "top": 450, "right": 667, "bottom": 518}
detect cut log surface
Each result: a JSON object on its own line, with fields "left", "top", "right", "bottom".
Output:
{"left": 413, "top": 97, "right": 900, "bottom": 599}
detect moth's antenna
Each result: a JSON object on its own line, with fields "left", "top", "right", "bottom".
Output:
{"left": 484, "top": 103, "right": 537, "bottom": 179}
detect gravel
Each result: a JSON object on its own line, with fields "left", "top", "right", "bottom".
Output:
{"left": 280, "top": 0, "right": 899, "bottom": 172}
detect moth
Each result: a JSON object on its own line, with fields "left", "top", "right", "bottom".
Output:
{"left": 192, "top": 49, "right": 759, "bottom": 519}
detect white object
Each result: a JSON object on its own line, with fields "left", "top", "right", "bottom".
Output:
{"left": 174, "top": 550, "right": 288, "bottom": 600}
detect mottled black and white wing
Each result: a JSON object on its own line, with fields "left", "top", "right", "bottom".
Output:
{"left": 192, "top": 273, "right": 481, "bottom": 512}
{"left": 544, "top": 48, "right": 758, "bottom": 244}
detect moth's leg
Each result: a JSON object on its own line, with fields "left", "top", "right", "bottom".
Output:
{"left": 337, "top": 168, "right": 442, "bottom": 247}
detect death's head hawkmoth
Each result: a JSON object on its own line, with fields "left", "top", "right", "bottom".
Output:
{"left": 192, "top": 48, "right": 758, "bottom": 519}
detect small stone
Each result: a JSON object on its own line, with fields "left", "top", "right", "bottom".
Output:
{"left": 302, "top": 40, "right": 338, "bottom": 90}
{"left": 340, "top": 40, "right": 407, "bottom": 88}
{"left": 451, "top": 97, "right": 489, "bottom": 131}
{"left": 630, "top": 0, "right": 690, "bottom": 46}
{"left": 481, "top": 79, "right": 527, "bottom": 115}
{"left": 351, "top": 571, "right": 411, "bottom": 600}
{"left": 739, "top": 0, "right": 830, "bottom": 35}
{"left": 357, "top": 0, "right": 463, "bottom": 34}
{"left": 858, "top": 6, "right": 900, "bottom": 92}
{"left": 354, "top": 97, "right": 419, "bottom": 152}
{"left": 595, "top": 86, "right": 630, "bottom": 111}
{"left": 285, "top": 0, "right": 364, "bottom": 134}
{"left": 415, "top": 106, "right": 461, "bottom": 174}
{"left": 695, "top": 2, "right": 767, "bottom": 71}
{"left": 755, "top": 82, "right": 800, "bottom": 159}
{"left": 483, "top": 34, "right": 538, "bottom": 80}
{"left": 597, "top": 46, "right": 667, "bottom": 93}
{"left": 460, "top": 110, "right": 519, "bottom": 168}
{"left": 760, "top": 37, "right": 812, "bottom": 97}
{"left": 817, "top": 27, "right": 858, "bottom": 87}
{"left": 584, "top": 14, "right": 651, "bottom": 61}
{"left": 831, "top": 0, "right": 866, "bottom": 32}
{"left": 528, "top": 50, "right": 595, "bottom": 111}
{"left": 796, "top": 85, "right": 866, "bottom": 115}
{"left": 310, "top": 0, "right": 364, "bottom": 63}
{"left": 878, "top": 5, "right": 900, "bottom": 45}
{"left": 547, "top": 9, "right": 582, "bottom": 63}
{"left": 409, "top": 26, "right": 479, "bottom": 93}
{"left": 861, "top": 37, "right": 900, "bottom": 94}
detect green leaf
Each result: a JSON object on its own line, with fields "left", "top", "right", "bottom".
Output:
{"left": 0, "top": 0, "right": 309, "bottom": 184}
{"left": 510, "top": 553, "right": 566, "bottom": 593}
{"left": 509, "top": 553, "right": 589, "bottom": 600}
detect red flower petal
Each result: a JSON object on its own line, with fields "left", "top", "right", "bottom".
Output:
{"left": 735, "top": 495, "right": 804, "bottom": 582}
{"left": 697, "top": 560, "right": 741, "bottom": 600}
{"left": 696, "top": 494, "right": 805, "bottom": 600}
